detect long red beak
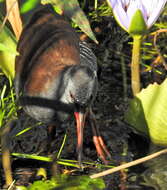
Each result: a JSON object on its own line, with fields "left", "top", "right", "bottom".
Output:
{"left": 74, "top": 110, "right": 87, "bottom": 167}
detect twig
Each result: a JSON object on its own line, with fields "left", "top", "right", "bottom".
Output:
{"left": 150, "top": 29, "right": 167, "bottom": 36}
{"left": 7, "top": 180, "right": 15, "bottom": 190}
{"left": 90, "top": 148, "right": 167, "bottom": 179}
{"left": 152, "top": 29, "right": 167, "bottom": 70}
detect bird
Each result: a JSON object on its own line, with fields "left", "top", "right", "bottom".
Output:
{"left": 15, "top": 5, "right": 110, "bottom": 166}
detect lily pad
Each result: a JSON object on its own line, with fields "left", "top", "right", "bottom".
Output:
{"left": 125, "top": 78, "right": 167, "bottom": 145}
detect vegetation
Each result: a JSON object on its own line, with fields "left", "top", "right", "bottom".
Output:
{"left": 0, "top": 0, "right": 167, "bottom": 189}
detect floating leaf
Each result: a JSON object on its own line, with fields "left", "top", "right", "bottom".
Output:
{"left": 41, "top": 0, "right": 98, "bottom": 43}
{"left": 0, "top": 17, "right": 17, "bottom": 80}
{"left": 125, "top": 78, "right": 167, "bottom": 145}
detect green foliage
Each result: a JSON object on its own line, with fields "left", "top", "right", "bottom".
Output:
{"left": 0, "top": 18, "right": 17, "bottom": 80}
{"left": 155, "top": 22, "right": 167, "bottom": 29}
{"left": 125, "top": 78, "right": 167, "bottom": 146}
{"left": 20, "top": 0, "right": 40, "bottom": 14}
{"left": 16, "top": 186, "right": 28, "bottom": 190}
{"left": 88, "top": 2, "right": 112, "bottom": 21}
{"left": 12, "top": 152, "right": 115, "bottom": 169}
{"left": 41, "top": 0, "right": 98, "bottom": 43}
{"left": 0, "top": 0, "right": 98, "bottom": 82}
{"left": 0, "top": 81, "right": 17, "bottom": 127}
{"left": 0, "top": 1, "right": 167, "bottom": 189}
{"left": 21, "top": 175, "right": 105, "bottom": 190}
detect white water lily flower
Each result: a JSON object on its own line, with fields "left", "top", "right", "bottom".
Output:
{"left": 107, "top": 0, "right": 167, "bottom": 33}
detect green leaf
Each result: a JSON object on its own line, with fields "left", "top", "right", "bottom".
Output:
{"left": 36, "top": 168, "right": 47, "bottom": 179}
{"left": 128, "top": 9, "right": 147, "bottom": 36}
{"left": 125, "top": 78, "right": 167, "bottom": 145}
{"left": 27, "top": 175, "right": 105, "bottom": 190}
{"left": 15, "top": 186, "right": 27, "bottom": 190}
{"left": 0, "top": 17, "right": 17, "bottom": 80}
{"left": 41, "top": 0, "right": 98, "bottom": 43}
{"left": 20, "top": 0, "right": 40, "bottom": 14}
{"left": 0, "top": 43, "right": 18, "bottom": 55}
{"left": 28, "top": 180, "right": 56, "bottom": 190}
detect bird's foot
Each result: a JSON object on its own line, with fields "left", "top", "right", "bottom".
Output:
{"left": 88, "top": 109, "right": 111, "bottom": 164}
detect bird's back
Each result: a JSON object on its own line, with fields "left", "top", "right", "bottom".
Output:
{"left": 15, "top": 5, "right": 80, "bottom": 97}
{"left": 15, "top": 5, "right": 97, "bottom": 123}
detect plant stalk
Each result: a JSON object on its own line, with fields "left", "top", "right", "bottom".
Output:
{"left": 131, "top": 35, "right": 142, "bottom": 95}
{"left": 1, "top": 123, "right": 13, "bottom": 187}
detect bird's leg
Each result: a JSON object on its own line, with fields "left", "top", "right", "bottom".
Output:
{"left": 47, "top": 125, "right": 56, "bottom": 154}
{"left": 74, "top": 111, "right": 87, "bottom": 167}
{"left": 47, "top": 125, "right": 61, "bottom": 178}
{"left": 88, "top": 108, "right": 111, "bottom": 164}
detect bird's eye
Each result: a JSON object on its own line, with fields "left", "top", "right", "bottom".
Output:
{"left": 70, "top": 92, "right": 75, "bottom": 102}
{"left": 90, "top": 94, "right": 93, "bottom": 101}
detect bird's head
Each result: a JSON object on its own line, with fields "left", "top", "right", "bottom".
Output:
{"left": 68, "top": 65, "right": 97, "bottom": 109}
{"left": 63, "top": 65, "right": 98, "bottom": 165}
{"left": 60, "top": 64, "right": 98, "bottom": 113}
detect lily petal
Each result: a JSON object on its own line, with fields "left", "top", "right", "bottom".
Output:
{"left": 121, "top": 0, "right": 130, "bottom": 9}
{"left": 147, "top": 0, "right": 167, "bottom": 28}
{"left": 108, "top": 0, "right": 167, "bottom": 33}
{"left": 141, "top": 0, "right": 158, "bottom": 16}
{"left": 107, "top": 0, "right": 117, "bottom": 8}
{"left": 136, "top": 0, "right": 148, "bottom": 23}
{"left": 126, "top": 1, "right": 138, "bottom": 23}
{"left": 127, "top": 0, "right": 147, "bottom": 27}
{"left": 112, "top": 0, "right": 130, "bottom": 30}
